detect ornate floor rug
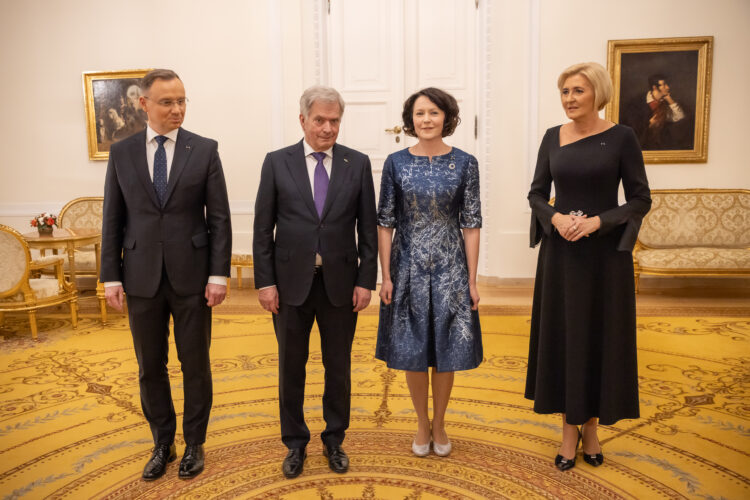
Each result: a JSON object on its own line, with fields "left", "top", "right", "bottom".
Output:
{"left": 0, "top": 312, "right": 748, "bottom": 499}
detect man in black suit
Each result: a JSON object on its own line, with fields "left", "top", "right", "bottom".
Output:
{"left": 253, "top": 86, "right": 377, "bottom": 478}
{"left": 101, "top": 69, "right": 232, "bottom": 481}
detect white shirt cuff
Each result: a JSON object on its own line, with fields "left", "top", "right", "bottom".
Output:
{"left": 104, "top": 281, "right": 122, "bottom": 288}
{"left": 259, "top": 285, "right": 276, "bottom": 290}
{"left": 208, "top": 276, "right": 228, "bottom": 286}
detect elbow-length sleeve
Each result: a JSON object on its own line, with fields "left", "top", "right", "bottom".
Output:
{"left": 377, "top": 155, "right": 397, "bottom": 228}
{"left": 528, "top": 128, "right": 558, "bottom": 247}
{"left": 459, "top": 155, "right": 482, "bottom": 228}
{"left": 597, "top": 126, "right": 652, "bottom": 252}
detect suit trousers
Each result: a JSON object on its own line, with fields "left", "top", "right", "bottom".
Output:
{"left": 126, "top": 270, "right": 213, "bottom": 446}
{"left": 273, "top": 268, "right": 357, "bottom": 449}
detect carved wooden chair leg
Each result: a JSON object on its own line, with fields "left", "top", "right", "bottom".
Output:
{"left": 96, "top": 281, "right": 108, "bottom": 325}
{"left": 71, "top": 299, "right": 79, "bottom": 329}
{"left": 28, "top": 310, "right": 38, "bottom": 340}
{"left": 99, "top": 297, "right": 108, "bottom": 325}
{"left": 236, "top": 267, "right": 244, "bottom": 289}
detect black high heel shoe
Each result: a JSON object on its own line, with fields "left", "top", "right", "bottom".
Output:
{"left": 554, "top": 428, "right": 581, "bottom": 471}
{"left": 581, "top": 424, "right": 604, "bottom": 467}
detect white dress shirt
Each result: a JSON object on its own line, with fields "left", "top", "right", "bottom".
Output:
{"left": 105, "top": 125, "right": 227, "bottom": 289}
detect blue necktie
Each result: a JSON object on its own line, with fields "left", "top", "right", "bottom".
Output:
{"left": 153, "top": 135, "right": 168, "bottom": 205}
{"left": 312, "top": 151, "right": 329, "bottom": 217}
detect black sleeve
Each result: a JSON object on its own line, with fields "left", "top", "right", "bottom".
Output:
{"left": 597, "top": 127, "right": 652, "bottom": 251}
{"left": 100, "top": 151, "right": 126, "bottom": 282}
{"left": 355, "top": 156, "right": 378, "bottom": 290}
{"left": 527, "top": 128, "right": 559, "bottom": 247}
{"left": 252, "top": 153, "right": 278, "bottom": 288}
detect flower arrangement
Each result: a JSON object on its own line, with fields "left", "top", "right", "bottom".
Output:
{"left": 31, "top": 212, "right": 58, "bottom": 234}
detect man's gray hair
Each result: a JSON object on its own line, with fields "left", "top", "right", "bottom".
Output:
{"left": 299, "top": 86, "right": 345, "bottom": 117}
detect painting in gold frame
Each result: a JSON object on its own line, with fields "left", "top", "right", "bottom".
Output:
{"left": 605, "top": 37, "right": 712, "bottom": 163}
{"left": 83, "top": 69, "right": 151, "bottom": 160}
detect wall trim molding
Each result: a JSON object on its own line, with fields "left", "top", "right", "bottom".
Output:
{"left": 268, "top": 0, "right": 285, "bottom": 150}
{"left": 478, "top": 0, "right": 491, "bottom": 277}
{"left": 526, "top": 0, "right": 540, "bottom": 201}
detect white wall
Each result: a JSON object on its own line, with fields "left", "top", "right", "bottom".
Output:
{"left": 1, "top": 0, "right": 748, "bottom": 278}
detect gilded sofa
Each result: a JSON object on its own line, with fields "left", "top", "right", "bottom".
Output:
{"left": 633, "top": 189, "right": 750, "bottom": 292}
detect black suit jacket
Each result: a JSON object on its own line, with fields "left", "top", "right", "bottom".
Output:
{"left": 100, "top": 128, "right": 232, "bottom": 298}
{"left": 253, "top": 140, "right": 377, "bottom": 307}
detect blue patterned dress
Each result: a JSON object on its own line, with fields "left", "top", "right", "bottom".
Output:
{"left": 375, "top": 147, "right": 483, "bottom": 372}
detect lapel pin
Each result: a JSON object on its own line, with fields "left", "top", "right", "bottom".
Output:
{"left": 449, "top": 163, "right": 455, "bottom": 169}
{"left": 186, "top": 145, "right": 191, "bottom": 150}
{"left": 344, "top": 158, "right": 349, "bottom": 163}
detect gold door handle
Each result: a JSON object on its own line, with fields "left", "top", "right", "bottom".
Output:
{"left": 384, "top": 125, "right": 402, "bottom": 134}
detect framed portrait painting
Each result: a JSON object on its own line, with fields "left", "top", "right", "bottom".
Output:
{"left": 83, "top": 69, "right": 151, "bottom": 160}
{"left": 605, "top": 37, "right": 713, "bottom": 163}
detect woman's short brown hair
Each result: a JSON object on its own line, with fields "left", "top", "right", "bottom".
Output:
{"left": 557, "top": 62, "right": 612, "bottom": 111}
{"left": 402, "top": 87, "right": 461, "bottom": 138}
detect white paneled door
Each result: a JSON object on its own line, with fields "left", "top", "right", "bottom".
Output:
{"left": 327, "top": 0, "right": 477, "bottom": 193}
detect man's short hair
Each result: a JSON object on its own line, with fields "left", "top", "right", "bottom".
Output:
{"left": 401, "top": 87, "right": 461, "bottom": 138}
{"left": 299, "top": 86, "right": 345, "bottom": 118}
{"left": 140, "top": 69, "right": 181, "bottom": 93}
{"left": 648, "top": 74, "right": 668, "bottom": 89}
{"left": 557, "top": 62, "right": 613, "bottom": 111}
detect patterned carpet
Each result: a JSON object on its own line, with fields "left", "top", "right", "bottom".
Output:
{"left": 0, "top": 309, "right": 748, "bottom": 499}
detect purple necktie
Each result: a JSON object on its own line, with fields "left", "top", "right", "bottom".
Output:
{"left": 312, "top": 151, "right": 329, "bottom": 218}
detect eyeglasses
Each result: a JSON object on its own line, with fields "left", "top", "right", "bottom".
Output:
{"left": 144, "top": 97, "right": 189, "bottom": 108}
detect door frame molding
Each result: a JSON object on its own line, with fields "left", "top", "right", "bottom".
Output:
{"left": 314, "top": 0, "right": 494, "bottom": 274}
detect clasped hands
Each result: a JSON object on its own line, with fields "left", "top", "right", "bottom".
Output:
{"left": 551, "top": 212, "right": 601, "bottom": 242}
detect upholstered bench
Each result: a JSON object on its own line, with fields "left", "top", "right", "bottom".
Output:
{"left": 633, "top": 189, "right": 750, "bottom": 292}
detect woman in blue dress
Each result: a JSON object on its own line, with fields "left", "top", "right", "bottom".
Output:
{"left": 376, "top": 88, "right": 483, "bottom": 457}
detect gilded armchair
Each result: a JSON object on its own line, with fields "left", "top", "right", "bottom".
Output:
{"left": 58, "top": 196, "right": 108, "bottom": 323}
{"left": 0, "top": 224, "right": 78, "bottom": 340}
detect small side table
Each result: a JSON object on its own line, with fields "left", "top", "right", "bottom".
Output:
{"left": 23, "top": 228, "right": 107, "bottom": 324}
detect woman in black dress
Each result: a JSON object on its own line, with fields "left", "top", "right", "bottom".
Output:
{"left": 525, "top": 62, "right": 651, "bottom": 471}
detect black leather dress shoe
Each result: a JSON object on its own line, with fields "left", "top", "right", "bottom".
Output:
{"left": 178, "top": 444, "right": 205, "bottom": 479}
{"left": 142, "top": 443, "right": 177, "bottom": 481}
{"left": 323, "top": 444, "right": 349, "bottom": 473}
{"left": 282, "top": 447, "right": 306, "bottom": 478}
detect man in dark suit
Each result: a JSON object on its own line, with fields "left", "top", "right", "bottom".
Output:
{"left": 100, "top": 69, "right": 232, "bottom": 481}
{"left": 253, "top": 86, "right": 377, "bottom": 478}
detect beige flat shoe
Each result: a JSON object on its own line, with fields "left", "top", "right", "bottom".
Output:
{"left": 412, "top": 439, "right": 431, "bottom": 457}
{"left": 433, "top": 440, "right": 452, "bottom": 457}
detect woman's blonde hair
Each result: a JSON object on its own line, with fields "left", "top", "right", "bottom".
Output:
{"left": 557, "top": 62, "right": 612, "bottom": 111}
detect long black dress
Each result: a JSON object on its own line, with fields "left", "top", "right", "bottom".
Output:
{"left": 524, "top": 124, "right": 651, "bottom": 426}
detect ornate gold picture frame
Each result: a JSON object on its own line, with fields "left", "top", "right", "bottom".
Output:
{"left": 605, "top": 37, "right": 713, "bottom": 164}
{"left": 82, "top": 69, "right": 151, "bottom": 160}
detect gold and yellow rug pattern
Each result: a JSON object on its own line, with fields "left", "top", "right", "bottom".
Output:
{"left": 0, "top": 312, "right": 748, "bottom": 499}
